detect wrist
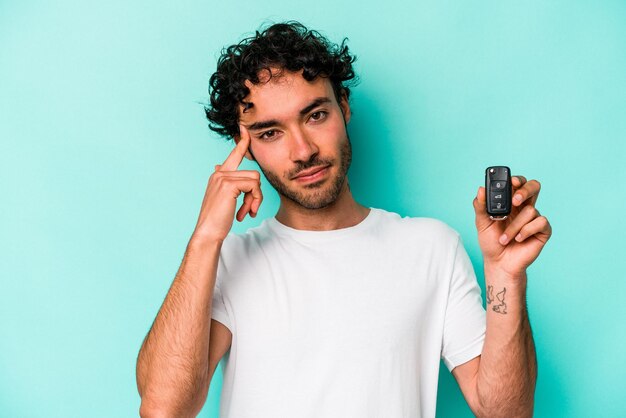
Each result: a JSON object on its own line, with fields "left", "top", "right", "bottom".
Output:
{"left": 188, "top": 234, "right": 224, "bottom": 251}
{"left": 484, "top": 262, "right": 528, "bottom": 287}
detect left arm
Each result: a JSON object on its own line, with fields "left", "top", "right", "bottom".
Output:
{"left": 473, "top": 266, "right": 537, "bottom": 417}
{"left": 453, "top": 175, "right": 551, "bottom": 417}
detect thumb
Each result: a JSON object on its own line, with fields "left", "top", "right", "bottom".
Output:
{"left": 473, "top": 186, "right": 493, "bottom": 230}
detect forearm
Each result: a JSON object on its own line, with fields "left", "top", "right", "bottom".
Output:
{"left": 475, "top": 265, "right": 537, "bottom": 418}
{"left": 136, "top": 237, "right": 222, "bottom": 417}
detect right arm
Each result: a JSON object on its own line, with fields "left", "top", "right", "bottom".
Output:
{"left": 135, "top": 126, "right": 261, "bottom": 417}
{"left": 136, "top": 237, "right": 223, "bottom": 417}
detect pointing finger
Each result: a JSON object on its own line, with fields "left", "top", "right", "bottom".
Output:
{"left": 220, "top": 124, "right": 251, "bottom": 171}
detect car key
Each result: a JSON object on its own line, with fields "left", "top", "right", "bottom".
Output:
{"left": 485, "top": 166, "right": 512, "bottom": 220}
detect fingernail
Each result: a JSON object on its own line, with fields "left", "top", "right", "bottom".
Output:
{"left": 515, "top": 233, "right": 522, "bottom": 241}
{"left": 514, "top": 194, "right": 522, "bottom": 202}
{"left": 499, "top": 234, "right": 508, "bottom": 245}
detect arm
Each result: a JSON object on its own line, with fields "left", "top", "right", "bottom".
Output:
{"left": 136, "top": 238, "right": 222, "bottom": 417}
{"left": 136, "top": 125, "right": 261, "bottom": 417}
{"left": 454, "top": 175, "right": 551, "bottom": 417}
{"left": 475, "top": 266, "right": 536, "bottom": 417}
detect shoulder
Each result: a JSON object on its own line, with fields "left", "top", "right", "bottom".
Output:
{"left": 373, "top": 207, "right": 461, "bottom": 244}
{"left": 215, "top": 221, "right": 275, "bottom": 285}
{"left": 220, "top": 219, "right": 274, "bottom": 256}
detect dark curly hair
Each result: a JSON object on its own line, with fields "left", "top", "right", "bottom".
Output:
{"left": 204, "top": 20, "right": 360, "bottom": 141}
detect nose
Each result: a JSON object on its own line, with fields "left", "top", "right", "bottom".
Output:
{"left": 288, "top": 127, "right": 319, "bottom": 163}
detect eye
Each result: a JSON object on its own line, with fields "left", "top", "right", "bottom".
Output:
{"left": 309, "top": 111, "right": 328, "bottom": 122}
{"left": 258, "top": 130, "right": 278, "bottom": 140}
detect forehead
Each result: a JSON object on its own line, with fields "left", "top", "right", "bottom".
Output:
{"left": 239, "top": 69, "right": 335, "bottom": 120}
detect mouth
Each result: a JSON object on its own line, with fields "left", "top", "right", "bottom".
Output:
{"left": 293, "top": 165, "right": 330, "bottom": 183}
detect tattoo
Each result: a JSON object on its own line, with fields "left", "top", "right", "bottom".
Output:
{"left": 493, "top": 288, "right": 507, "bottom": 314}
{"left": 486, "top": 285, "right": 508, "bottom": 315}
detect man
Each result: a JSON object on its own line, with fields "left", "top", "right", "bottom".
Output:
{"left": 136, "top": 21, "right": 552, "bottom": 418}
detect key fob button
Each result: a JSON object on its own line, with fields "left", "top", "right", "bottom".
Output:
{"left": 491, "top": 180, "right": 507, "bottom": 191}
{"left": 490, "top": 191, "right": 505, "bottom": 201}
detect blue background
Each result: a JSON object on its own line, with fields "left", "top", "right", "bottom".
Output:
{"left": 1, "top": 1, "right": 625, "bottom": 417}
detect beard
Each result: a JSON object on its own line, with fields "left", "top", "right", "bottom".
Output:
{"left": 256, "top": 132, "right": 352, "bottom": 210}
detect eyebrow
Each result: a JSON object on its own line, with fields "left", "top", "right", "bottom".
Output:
{"left": 245, "top": 97, "right": 332, "bottom": 131}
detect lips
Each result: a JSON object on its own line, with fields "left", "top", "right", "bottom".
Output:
{"left": 293, "top": 165, "right": 329, "bottom": 180}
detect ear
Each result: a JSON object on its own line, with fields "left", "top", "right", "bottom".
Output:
{"left": 338, "top": 90, "right": 351, "bottom": 124}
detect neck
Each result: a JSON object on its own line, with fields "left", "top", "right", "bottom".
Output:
{"left": 274, "top": 179, "right": 370, "bottom": 231}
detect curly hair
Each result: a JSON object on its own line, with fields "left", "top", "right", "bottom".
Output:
{"left": 204, "top": 20, "right": 360, "bottom": 141}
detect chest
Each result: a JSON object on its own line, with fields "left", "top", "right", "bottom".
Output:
{"left": 223, "top": 242, "right": 445, "bottom": 354}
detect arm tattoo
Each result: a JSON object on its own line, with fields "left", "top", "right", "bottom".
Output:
{"left": 487, "top": 285, "right": 508, "bottom": 315}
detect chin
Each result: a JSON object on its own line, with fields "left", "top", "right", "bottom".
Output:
{"left": 291, "top": 172, "right": 347, "bottom": 209}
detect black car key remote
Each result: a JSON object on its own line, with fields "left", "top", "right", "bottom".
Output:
{"left": 485, "top": 166, "right": 512, "bottom": 220}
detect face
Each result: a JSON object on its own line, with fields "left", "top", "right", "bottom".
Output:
{"left": 237, "top": 68, "right": 353, "bottom": 210}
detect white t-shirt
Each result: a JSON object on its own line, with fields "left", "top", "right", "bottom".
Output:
{"left": 211, "top": 207, "right": 486, "bottom": 418}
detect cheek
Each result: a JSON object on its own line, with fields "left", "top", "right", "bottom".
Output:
{"left": 329, "top": 124, "right": 349, "bottom": 152}
{"left": 332, "top": 111, "right": 349, "bottom": 136}
{"left": 252, "top": 145, "right": 286, "bottom": 172}
{"left": 315, "top": 117, "right": 347, "bottom": 146}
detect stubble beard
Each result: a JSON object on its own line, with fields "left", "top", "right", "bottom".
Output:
{"left": 258, "top": 133, "right": 352, "bottom": 210}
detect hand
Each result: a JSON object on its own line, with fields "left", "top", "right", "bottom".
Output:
{"left": 191, "top": 125, "right": 263, "bottom": 243}
{"left": 473, "top": 176, "right": 552, "bottom": 277}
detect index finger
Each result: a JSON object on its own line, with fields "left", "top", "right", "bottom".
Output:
{"left": 513, "top": 178, "right": 541, "bottom": 206}
{"left": 512, "top": 175, "right": 527, "bottom": 187}
{"left": 220, "top": 124, "right": 251, "bottom": 171}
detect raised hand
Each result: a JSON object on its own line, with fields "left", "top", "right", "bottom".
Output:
{"left": 192, "top": 125, "right": 263, "bottom": 243}
{"left": 473, "top": 175, "right": 552, "bottom": 277}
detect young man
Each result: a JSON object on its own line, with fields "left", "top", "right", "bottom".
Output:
{"left": 136, "top": 21, "right": 552, "bottom": 418}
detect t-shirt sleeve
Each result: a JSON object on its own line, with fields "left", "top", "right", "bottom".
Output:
{"left": 441, "top": 234, "right": 486, "bottom": 372}
{"left": 211, "top": 255, "right": 233, "bottom": 333}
